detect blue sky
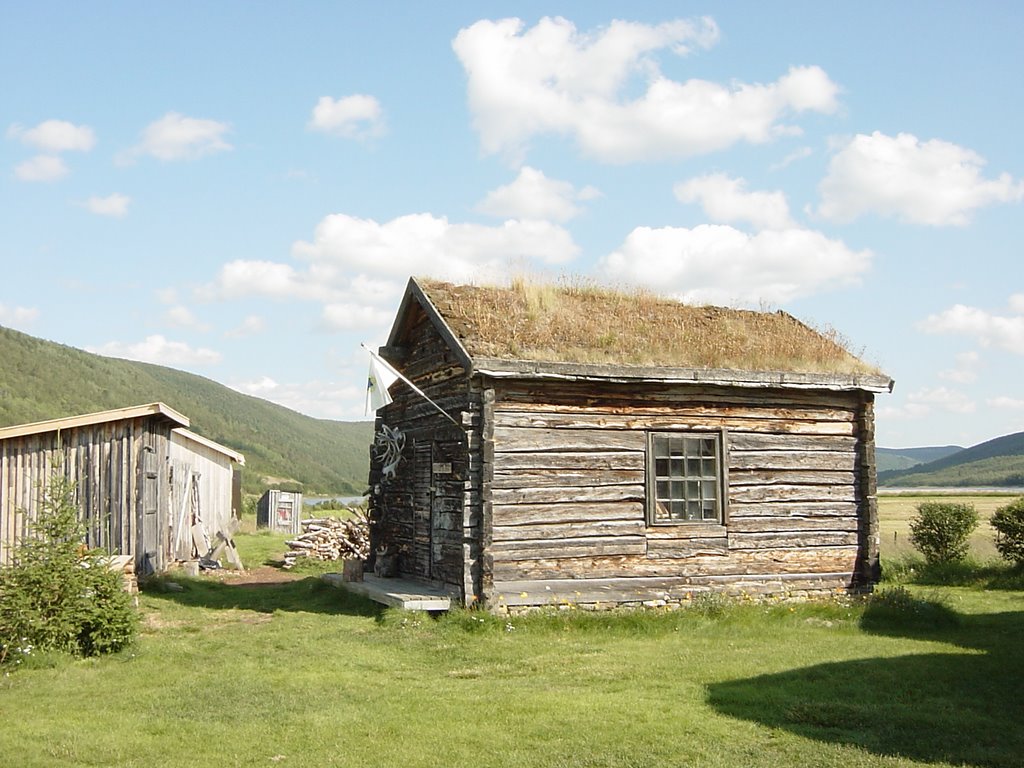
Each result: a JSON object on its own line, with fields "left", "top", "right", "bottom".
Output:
{"left": 2, "top": 2, "right": 1022, "bottom": 449}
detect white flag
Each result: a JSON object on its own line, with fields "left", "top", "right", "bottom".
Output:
{"left": 365, "top": 350, "right": 400, "bottom": 414}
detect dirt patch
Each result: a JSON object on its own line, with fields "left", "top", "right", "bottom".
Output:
{"left": 209, "top": 565, "right": 307, "bottom": 588}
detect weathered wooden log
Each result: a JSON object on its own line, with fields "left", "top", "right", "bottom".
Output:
{"left": 280, "top": 508, "right": 371, "bottom": 569}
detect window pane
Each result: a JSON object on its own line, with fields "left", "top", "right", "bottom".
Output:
{"left": 649, "top": 432, "right": 722, "bottom": 525}
{"left": 653, "top": 435, "right": 669, "bottom": 459}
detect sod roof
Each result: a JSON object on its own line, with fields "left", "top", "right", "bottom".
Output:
{"left": 416, "top": 277, "right": 884, "bottom": 379}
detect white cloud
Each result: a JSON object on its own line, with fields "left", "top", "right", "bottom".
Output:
{"left": 452, "top": 16, "right": 839, "bottom": 163}
{"left": 232, "top": 375, "right": 279, "bottom": 395}
{"left": 320, "top": 303, "right": 394, "bottom": 331}
{"left": 919, "top": 300, "right": 1024, "bottom": 355}
{"left": 988, "top": 396, "right": 1024, "bottom": 410}
{"left": 770, "top": 146, "right": 813, "bottom": 171}
{"left": 1009, "top": 293, "right": 1024, "bottom": 314}
{"left": 87, "top": 335, "right": 221, "bottom": 366}
{"left": 880, "top": 387, "right": 976, "bottom": 421}
{"left": 227, "top": 376, "right": 366, "bottom": 420}
{"left": 291, "top": 212, "right": 578, "bottom": 283}
{"left": 163, "top": 305, "right": 210, "bottom": 332}
{"left": 8, "top": 120, "right": 95, "bottom": 152}
{"left": 198, "top": 211, "right": 579, "bottom": 349}
{"left": 14, "top": 154, "right": 67, "bottom": 181}
{"left": 476, "top": 166, "right": 597, "bottom": 222}
{"left": 121, "top": 112, "right": 231, "bottom": 162}
{"left": 81, "top": 193, "right": 130, "bottom": 218}
{"left": 674, "top": 173, "right": 794, "bottom": 230}
{"left": 938, "top": 350, "right": 980, "bottom": 384}
{"left": 910, "top": 387, "right": 976, "bottom": 414}
{"left": 817, "top": 131, "right": 1024, "bottom": 225}
{"left": 308, "top": 95, "right": 384, "bottom": 139}
{"left": 225, "top": 315, "right": 266, "bottom": 338}
{"left": 599, "top": 223, "right": 870, "bottom": 304}
{"left": 0, "top": 303, "right": 39, "bottom": 329}
{"left": 199, "top": 259, "right": 337, "bottom": 302}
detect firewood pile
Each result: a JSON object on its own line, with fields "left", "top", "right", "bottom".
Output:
{"left": 282, "top": 510, "right": 370, "bottom": 569}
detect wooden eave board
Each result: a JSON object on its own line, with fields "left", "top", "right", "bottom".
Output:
{"left": 471, "top": 357, "right": 894, "bottom": 394}
{"left": 171, "top": 428, "right": 245, "bottom": 466}
{"left": 0, "top": 402, "right": 190, "bottom": 441}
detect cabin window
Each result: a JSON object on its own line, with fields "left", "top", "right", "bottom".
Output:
{"left": 647, "top": 432, "right": 724, "bottom": 525}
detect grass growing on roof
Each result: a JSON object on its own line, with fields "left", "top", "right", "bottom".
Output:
{"left": 421, "top": 276, "right": 881, "bottom": 375}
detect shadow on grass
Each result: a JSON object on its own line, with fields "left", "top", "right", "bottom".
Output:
{"left": 883, "top": 557, "right": 1024, "bottom": 591}
{"left": 141, "top": 575, "right": 383, "bottom": 618}
{"left": 707, "top": 596, "right": 1024, "bottom": 767}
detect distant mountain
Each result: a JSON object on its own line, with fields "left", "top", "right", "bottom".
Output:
{"left": 877, "top": 445, "right": 964, "bottom": 473}
{"left": 879, "top": 431, "right": 1024, "bottom": 487}
{"left": 0, "top": 325, "right": 373, "bottom": 496}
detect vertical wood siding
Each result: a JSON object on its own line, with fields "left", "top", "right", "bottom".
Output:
{"left": 168, "top": 432, "right": 240, "bottom": 559}
{"left": 0, "top": 416, "right": 173, "bottom": 573}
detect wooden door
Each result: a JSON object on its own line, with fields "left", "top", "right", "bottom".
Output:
{"left": 138, "top": 445, "right": 161, "bottom": 575}
{"left": 412, "top": 441, "right": 433, "bottom": 580}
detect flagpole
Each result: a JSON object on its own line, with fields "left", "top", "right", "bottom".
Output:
{"left": 361, "top": 344, "right": 464, "bottom": 429}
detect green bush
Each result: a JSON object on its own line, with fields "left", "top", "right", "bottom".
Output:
{"left": 0, "top": 471, "right": 138, "bottom": 668}
{"left": 991, "top": 497, "right": 1024, "bottom": 566}
{"left": 908, "top": 501, "right": 978, "bottom": 565}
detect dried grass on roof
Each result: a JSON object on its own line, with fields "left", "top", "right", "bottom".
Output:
{"left": 419, "top": 277, "right": 880, "bottom": 376}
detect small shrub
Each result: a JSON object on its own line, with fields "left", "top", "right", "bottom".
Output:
{"left": 909, "top": 501, "right": 978, "bottom": 565}
{"left": 991, "top": 497, "right": 1024, "bottom": 566}
{"left": 0, "top": 471, "right": 138, "bottom": 668}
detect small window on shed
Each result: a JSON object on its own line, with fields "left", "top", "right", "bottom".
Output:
{"left": 647, "top": 432, "right": 724, "bottom": 525}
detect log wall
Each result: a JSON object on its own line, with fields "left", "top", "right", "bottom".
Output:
{"left": 482, "top": 379, "right": 878, "bottom": 609}
{"left": 369, "top": 305, "right": 477, "bottom": 597}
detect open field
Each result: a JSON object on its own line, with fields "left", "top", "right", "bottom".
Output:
{"left": 2, "top": 522, "right": 1024, "bottom": 767}
{"left": 878, "top": 491, "right": 1022, "bottom": 560}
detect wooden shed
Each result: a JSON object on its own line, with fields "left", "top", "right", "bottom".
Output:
{"left": 0, "top": 403, "right": 244, "bottom": 575}
{"left": 256, "top": 489, "right": 304, "bottom": 535}
{"left": 367, "top": 278, "right": 894, "bottom": 611}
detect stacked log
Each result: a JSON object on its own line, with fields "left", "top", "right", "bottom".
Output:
{"left": 282, "top": 511, "right": 370, "bottom": 569}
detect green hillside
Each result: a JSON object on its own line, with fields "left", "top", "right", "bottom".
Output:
{"left": 0, "top": 325, "right": 373, "bottom": 496}
{"left": 876, "top": 445, "right": 963, "bottom": 473}
{"left": 879, "top": 431, "right": 1024, "bottom": 488}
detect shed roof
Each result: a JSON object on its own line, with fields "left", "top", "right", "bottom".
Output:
{"left": 0, "top": 402, "right": 190, "bottom": 441}
{"left": 388, "top": 278, "right": 893, "bottom": 393}
{"left": 171, "top": 428, "right": 246, "bottom": 465}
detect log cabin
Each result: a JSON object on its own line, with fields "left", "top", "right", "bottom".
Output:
{"left": 368, "top": 277, "right": 893, "bottom": 610}
{"left": 0, "top": 403, "right": 244, "bottom": 575}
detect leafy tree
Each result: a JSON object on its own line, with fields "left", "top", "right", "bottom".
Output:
{"left": 909, "top": 501, "right": 979, "bottom": 565}
{"left": 991, "top": 497, "right": 1024, "bottom": 567}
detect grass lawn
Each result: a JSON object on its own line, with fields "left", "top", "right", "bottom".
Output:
{"left": 2, "top": 508, "right": 1023, "bottom": 767}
